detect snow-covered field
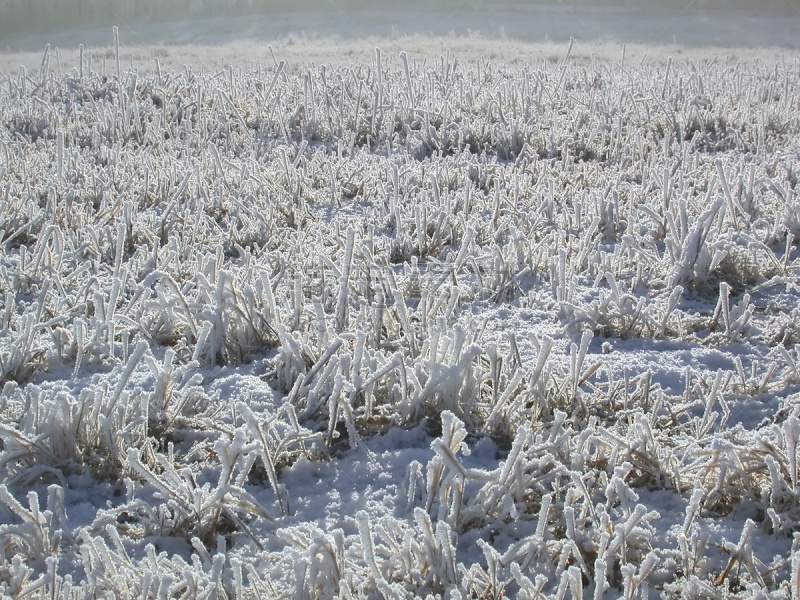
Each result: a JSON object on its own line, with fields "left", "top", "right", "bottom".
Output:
{"left": 1, "top": 26, "right": 800, "bottom": 598}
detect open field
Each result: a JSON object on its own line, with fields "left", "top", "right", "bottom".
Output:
{"left": 1, "top": 32, "right": 800, "bottom": 598}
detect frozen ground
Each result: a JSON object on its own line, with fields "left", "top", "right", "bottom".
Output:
{"left": 1, "top": 19, "right": 800, "bottom": 600}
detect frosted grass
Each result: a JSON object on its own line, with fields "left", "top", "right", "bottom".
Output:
{"left": 0, "top": 35, "right": 799, "bottom": 598}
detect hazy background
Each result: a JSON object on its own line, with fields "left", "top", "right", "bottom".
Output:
{"left": 1, "top": 0, "right": 799, "bottom": 53}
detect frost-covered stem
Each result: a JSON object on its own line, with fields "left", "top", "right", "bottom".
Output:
{"left": 108, "top": 341, "right": 147, "bottom": 413}
{"left": 571, "top": 330, "right": 593, "bottom": 400}
{"left": 536, "top": 493, "right": 551, "bottom": 541}
{"left": 400, "top": 51, "right": 414, "bottom": 109}
{"left": 785, "top": 417, "right": 799, "bottom": 491}
{"left": 357, "top": 510, "right": 385, "bottom": 587}
{"left": 791, "top": 532, "right": 800, "bottom": 600}
{"left": 113, "top": 26, "right": 120, "bottom": 79}
{"left": 239, "top": 402, "right": 286, "bottom": 515}
{"left": 161, "top": 272, "right": 198, "bottom": 338}
{"left": 335, "top": 227, "right": 355, "bottom": 332}
{"left": 555, "top": 569, "right": 571, "bottom": 600}
{"left": 393, "top": 289, "right": 416, "bottom": 359}
{"left": 326, "top": 374, "right": 346, "bottom": 448}
{"left": 716, "top": 159, "right": 739, "bottom": 230}
{"left": 293, "top": 272, "right": 303, "bottom": 330}
{"left": 661, "top": 56, "right": 672, "bottom": 99}
{"left": 436, "top": 520, "right": 457, "bottom": 585}
{"left": 371, "top": 89, "right": 379, "bottom": 137}
{"left": 594, "top": 558, "right": 607, "bottom": 600}
{"left": 493, "top": 181, "right": 501, "bottom": 225}
{"left": 373, "top": 286, "right": 384, "bottom": 347}
{"left": 114, "top": 222, "right": 126, "bottom": 280}
{"left": 555, "top": 38, "right": 576, "bottom": 99}
{"left": 56, "top": 129, "right": 64, "bottom": 188}
{"left": 659, "top": 285, "right": 683, "bottom": 335}
{"left": 530, "top": 335, "right": 553, "bottom": 390}
{"left": 715, "top": 282, "right": 731, "bottom": 338}
{"left": 375, "top": 47, "right": 383, "bottom": 109}
{"left": 352, "top": 331, "right": 365, "bottom": 392}
{"left": 39, "top": 44, "right": 50, "bottom": 81}
{"left": 484, "top": 369, "right": 525, "bottom": 432}
{"left": 416, "top": 204, "right": 427, "bottom": 256}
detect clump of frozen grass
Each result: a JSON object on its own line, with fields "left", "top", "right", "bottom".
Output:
{"left": 0, "top": 343, "right": 149, "bottom": 483}
{"left": 0, "top": 342, "right": 221, "bottom": 486}
{"left": 111, "top": 430, "right": 270, "bottom": 546}
{"left": 0, "top": 484, "right": 66, "bottom": 566}
{"left": 77, "top": 528, "right": 228, "bottom": 599}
